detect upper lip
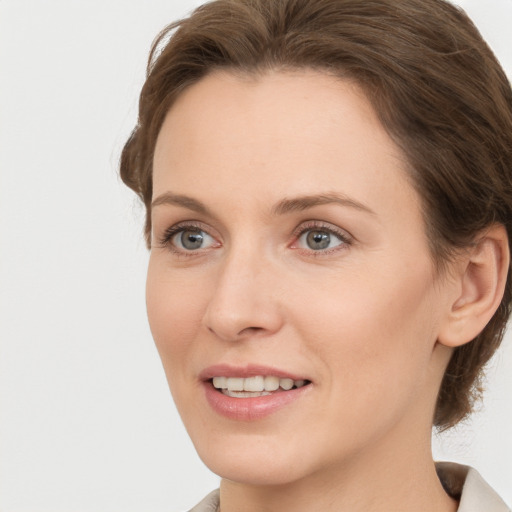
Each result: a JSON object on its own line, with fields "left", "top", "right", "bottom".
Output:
{"left": 199, "top": 364, "right": 310, "bottom": 382}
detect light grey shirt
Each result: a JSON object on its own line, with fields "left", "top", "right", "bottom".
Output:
{"left": 188, "top": 463, "right": 510, "bottom": 511}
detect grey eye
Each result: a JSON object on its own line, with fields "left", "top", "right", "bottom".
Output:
{"left": 298, "top": 230, "right": 343, "bottom": 251}
{"left": 173, "top": 229, "right": 214, "bottom": 251}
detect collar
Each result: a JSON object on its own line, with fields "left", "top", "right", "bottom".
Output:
{"left": 436, "top": 462, "right": 510, "bottom": 511}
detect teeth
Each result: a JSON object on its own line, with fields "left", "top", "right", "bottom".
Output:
{"left": 223, "top": 390, "right": 271, "bottom": 398}
{"left": 228, "top": 377, "right": 244, "bottom": 391}
{"left": 280, "top": 378, "right": 294, "bottom": 390}
{"left": 212, "top": 376, "right": 227, "bottom": 389}
{"left": 264, "top": 375, "right": 280, "bottom": 391}
{"left": 244, "top": 376, "right": 265, "bottom": 392}
{"left": 212, "top": 376, "right": 308, "bottom": 392}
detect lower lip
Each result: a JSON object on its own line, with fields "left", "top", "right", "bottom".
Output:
{"left": 203, "top": 381, "right": 310, "bottom": 421}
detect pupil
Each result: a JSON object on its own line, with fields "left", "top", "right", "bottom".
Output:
{"left": 182, "top": 230, "right": 204, "bottom": 250}
{"left": 307, "top": 231, "right": 330, "bottom": 250}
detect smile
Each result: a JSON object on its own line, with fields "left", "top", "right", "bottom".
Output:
{"left": 212, "top": 375, "right": 308, "bottom": 397}
{"left": 201, "top": 366, "right": 313, "bottom": 421}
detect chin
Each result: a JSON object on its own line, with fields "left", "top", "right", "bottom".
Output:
{"left": 203, "top": 456, "right": 307, "bottom": 486}
{"left": 192, "top": 433, "right": 314, "bottom": 486}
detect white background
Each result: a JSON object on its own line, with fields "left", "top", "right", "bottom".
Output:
{"left": 0, "top": 1, "right": 511, "bottom": 511}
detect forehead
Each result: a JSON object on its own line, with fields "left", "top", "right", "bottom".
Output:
{"left": 152, "top": 69, "right": 418, "bottom": 223}
{"left": 155, "top": 70, "right": 386, "bottom": 161}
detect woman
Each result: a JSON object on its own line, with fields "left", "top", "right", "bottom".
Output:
{"left": 120, "top": 0, "right": 512, "bottom": 510}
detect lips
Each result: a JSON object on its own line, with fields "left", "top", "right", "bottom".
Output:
{"left": 200, "top": 365, "right": 312, "bottom": 421}
{"left": 199, "top": 364, "right": 309, "bottom": 381}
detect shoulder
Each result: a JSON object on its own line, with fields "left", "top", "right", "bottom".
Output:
{"left": 186, "top": 489, "right": 220, "bottom": 512}
{"left": 436, "top": 462, "right": 510, "bottom": 512}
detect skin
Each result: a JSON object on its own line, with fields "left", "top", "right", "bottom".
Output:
{"left": 147, "top": 70, "right": 465, "bottom": 511}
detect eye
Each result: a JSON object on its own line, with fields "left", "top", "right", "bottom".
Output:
{"left": 172, "top": 228, "right": 215, "bottom": 251}
{"left": 157, "top": 222, "right": 220, "bottom": 254}
{"left": 292, "top": 222, "right": 352, "bottom": 253}
{"left": 298, "top": 229, "right": 342, "bottom": 251}
{"left": 305, "top": 230, "right": 339, "bottom": 250}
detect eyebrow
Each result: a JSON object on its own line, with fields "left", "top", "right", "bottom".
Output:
{"left": 271, "top": 193, "right": 376, "bottom": 216}
{"left": 151, "top": 192, "right": 212, "bottom": 215}
{"left": 151, "top": 191, "right": 375, "bottom": 217}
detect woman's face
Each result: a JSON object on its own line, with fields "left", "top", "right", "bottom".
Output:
{"left": 148, "top": 70, "right": 455, "bottom": 485}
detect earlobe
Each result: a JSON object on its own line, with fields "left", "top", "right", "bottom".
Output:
{"left": 438, "top": 224, "right": 509, "bottom": 348}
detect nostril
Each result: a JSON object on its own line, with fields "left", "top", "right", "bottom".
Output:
{"left": 237, "top": 326, "right": 266, "bottom": 337}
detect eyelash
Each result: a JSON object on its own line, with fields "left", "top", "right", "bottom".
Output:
{"left": 292, "top": 221, "right": 353, "bottom": 255}
{"left": 157, "top": 221, "right": 214, "bottom": 255}
{"left": 156, "top": 220, "right": 353, "bottom": 256}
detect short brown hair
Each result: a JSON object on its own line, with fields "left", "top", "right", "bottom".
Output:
{"left": 120, "top": 0, "right": 512, "bottom": 429}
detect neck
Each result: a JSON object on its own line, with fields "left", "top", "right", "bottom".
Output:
{"left": 219, "top": 426, "right": 458, "bottom": 512}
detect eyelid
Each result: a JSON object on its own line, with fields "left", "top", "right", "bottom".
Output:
{"left": 156, "top": 220, "right": 221, "bottom": 253}
{"left": 290, "top": 220, "right": 354, "bottom": 252}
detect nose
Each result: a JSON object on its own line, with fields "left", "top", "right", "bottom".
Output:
{"left": 202, "top": 248, "right": 284, "bottom": 342}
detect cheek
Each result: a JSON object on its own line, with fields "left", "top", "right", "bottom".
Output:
{"left": 279, "top": 266, "right": 441, "bottom": 462}
{"left": 145, "top": 259, "right": 207, "bottom": 365}
{"left": 290, "top": 260, "right": 439, "bottom": 399}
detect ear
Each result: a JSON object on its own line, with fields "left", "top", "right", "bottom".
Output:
{"left": 438, "top": 224, "right": 510, "bottom": 348}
